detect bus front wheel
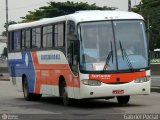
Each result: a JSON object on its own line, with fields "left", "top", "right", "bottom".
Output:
{"left": 117, "top": 96, "right": 130, "bottom": 104}
{"left": 60, "top": 81, "right": 71, "bottom": 106}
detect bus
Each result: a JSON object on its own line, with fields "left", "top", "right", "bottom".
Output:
{"left": 8, "top": 10, "right": 151, "bottom": 105}
{"left": 150, "top": 49, "right": 160, "bottom": 64}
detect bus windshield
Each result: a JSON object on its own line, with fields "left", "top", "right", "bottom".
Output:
{"left": 78, "top": 20, "right": 148, "bottom": 72}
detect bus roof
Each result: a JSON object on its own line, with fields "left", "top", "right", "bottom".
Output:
{"left": 9, "top": 10, "right": 144, "bottom": 31}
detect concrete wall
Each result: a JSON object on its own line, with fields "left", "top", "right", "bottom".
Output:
{"left": 0, "top": 42, "right": 7, "bottom": 55}
{"left": 0, "top": 59, "right": 8, "bottom": 73}
{"left": 151, "top": 64, "right": 160, "bottom": 75}
{"left": 0, "top": 67, "right": 8, "bottom": 73}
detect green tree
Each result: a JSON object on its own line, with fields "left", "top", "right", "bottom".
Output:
{"left": 21, "top": 1, "right": 116, "bottom": 21}
{"left": 132, "top": 0, "right": 160, "bottom": 48}
{"left": 1, "top": 21, "right": 17, "bottom": 36}
{"left": 2, "top": 47, "right": 7, "bottom": 58}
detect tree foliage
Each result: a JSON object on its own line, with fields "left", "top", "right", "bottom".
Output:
{"left": 1, "top": 21, "right": 17, "bottom": 36}
{"left": 21, "top": 1, "right": 116, "bottom": 21}
{"left": 132, "top": 0, "right": 160, "bottom": 48}
{"left": 2, "top": 47, "right": 7, "bottom": 58}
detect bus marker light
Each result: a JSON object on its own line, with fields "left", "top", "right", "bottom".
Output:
{"left": 81, "top": 79, "right": 101, "bottom": 86}
{"left": 142, "top": 88, "right": 145, "bottom": 91}
{"left": 146, "top": 76, "right": 151, "bottom": 81}
{"left": 90, "top": 92, "right": 93, "bottom": 95}
{"left": 134, "top": 77, "right": 149, "bottom": 83}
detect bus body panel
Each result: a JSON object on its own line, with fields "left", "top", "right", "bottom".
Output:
{"left": 8, "top": 52, "right": 36, "bottom": 93}
{"left": 8, "top": 50, "right": 150, "bottom": 99}
{"left": 8, "top": 50, "right": 80, "bottom": 98}
{"left": 78, "top": 70, "right": 150, "bottom": 99}
{"left": 89, "top": 71, "right": 146, "bottom": 84}
{"left": 79, "top": 80, "right": 150, "bottom": 99}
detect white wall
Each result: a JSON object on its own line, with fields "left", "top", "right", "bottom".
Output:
{"left": 0, "top": 42, "right": 7, "bottom": 55}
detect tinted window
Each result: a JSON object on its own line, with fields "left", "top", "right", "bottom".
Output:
{"left": 54, "top": 23, "right": 64, "bottom": 47}
{"left": 9, "top": 32, "right": 13, "bottom": 51}
{"left": 32, "top": 27, "right": 41, "bottom": 48}
{"left": 13, "top": 30, "right": 21, "bottom": 50}
{"left": 43, "top": 26, "right": 53, "bottom": 48}
{"left": 25, "top": 29, "right": 31, "bottom": 49}
{"left": 22, "top": 30, "right": 25, "bottom": 49}
{"left": 54, "top": 25, "right": 58, "bottom": 46}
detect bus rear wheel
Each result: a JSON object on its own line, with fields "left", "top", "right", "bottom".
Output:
{"left": 23, "top": 77, "right": 41, "bottom": 101}
{"left": 117, "top": 96, "right": 130, "bottom": 104}
{"left": 23, "top": 77, "right": 32, "bottom": 101}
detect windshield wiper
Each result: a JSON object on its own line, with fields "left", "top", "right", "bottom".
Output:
{"left": 119, "top": 41, "right": 134, "bottom": 71}
{"left": 103, "top": 41, "right": 113, "bottom": 71}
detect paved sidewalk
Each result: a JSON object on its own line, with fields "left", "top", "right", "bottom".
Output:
{"left": 0, "top": 73, "right": 9, "bottom": 81}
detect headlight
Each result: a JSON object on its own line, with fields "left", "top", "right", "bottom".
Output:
{"left": 81, "top": 79, "right": 101, "bottom": 86}
{"left": 134, "top": 76, "right": 150, "bottom": 83}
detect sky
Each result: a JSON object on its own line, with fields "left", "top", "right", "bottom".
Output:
{"left": 0, "top": 0, "right": 141, "bottom": 34}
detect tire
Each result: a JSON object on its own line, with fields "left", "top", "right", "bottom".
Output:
{"left": 23, "top": 77, "right": 42, "bottom": 101}
{"left": 117, "top": 96, "right": 130, "bottom": 104}
{"left": 33, "top": 94, "right": 42, "bottom": 100}
{"left": 60, "top": 81, "right": 70, "bottom": 106}
{"left": 23, "top": 77, "right": 32, "bottom": 101}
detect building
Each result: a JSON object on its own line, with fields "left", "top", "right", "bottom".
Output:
{"left": 0, "top": 36, "right": 7, "bottom": 57}
{"left": 0, "top": 36, "right": 7, "bottom": 43}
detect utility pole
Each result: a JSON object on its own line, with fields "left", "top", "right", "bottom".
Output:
{"left": 128, "top": 0, "right": 131, "bottom": 12}
{"left": 134, "top": 0, "right": 137, "bottom": 6}
{"left": 140, "top": 0, "right": 142, "bottom": 14}
{"left": 5, "top": 0, "right": 9, "bottom": 38}
{"left": 147, "top": 15, "right": 150, "bottom": 40}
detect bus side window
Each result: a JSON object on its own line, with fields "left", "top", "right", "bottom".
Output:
{"left": 68, "top": 40, "right": 79, "bottom": 75}
{"left": 13, "top": 30, "right": 21, "bottom": 51}
{"left": 22, "top": 30, "right": 25, "bottom": 49}
{"left": 25, "top": 29, "right": 31, "bottom": 49}
{"left": 67, "top": 21, "right": 76, "bottom": 40}
{"left": 8, "top": 32, "right": 13, "bottom": 51}
{"left": 43, "top": 25, "right": 53, "bottom": 48}
{"left": 54, "top": 23, "right": 65, "bottom": 47}
{"left": 32, "top": 27, "right": 41, "bottom": 49}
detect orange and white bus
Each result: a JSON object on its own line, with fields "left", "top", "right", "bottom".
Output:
{"left": 8, "top": 10, "right": 151, "bottom": 105}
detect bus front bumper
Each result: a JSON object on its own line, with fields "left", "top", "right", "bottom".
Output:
{"left": 79, "top": 80, "right": 150, "bottom": 99}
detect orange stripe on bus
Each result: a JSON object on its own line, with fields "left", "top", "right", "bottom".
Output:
{"left": 89, "top": 71, "right": 146, "bottom": 83}
{"left": 32, "top": 52, "right": 79, "bottom": 94}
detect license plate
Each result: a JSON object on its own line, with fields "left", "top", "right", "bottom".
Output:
{"left": 112, "top": 90, "right": 124, "bottom": 94}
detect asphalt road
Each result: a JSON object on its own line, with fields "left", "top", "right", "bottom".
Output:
{"left": 0, "top": 81, "right": 160, "bottom": 120}
{"left": 151, "top": 76, "right": 160, "bottom": 87}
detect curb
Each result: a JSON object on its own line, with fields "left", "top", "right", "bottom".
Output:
{"left": 151, "top": 87, "right": 160, "bottom": 93}
{"left": 0, "top": 76, "right": 10, "bottom": 81}
{"left": 0, "top": 79, "right": 10, "bottom": 81}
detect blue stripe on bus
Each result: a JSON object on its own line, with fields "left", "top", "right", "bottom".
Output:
{"left": 8, "top": 51, "right": 36, "bottom": 93}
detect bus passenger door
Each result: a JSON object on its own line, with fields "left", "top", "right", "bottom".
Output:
{"left": 67, "top": 20, "right": 79, "bottom": 75}
{"left": 67, "top": 40, "right": 80, "bottom": 98}
{"left": 67, "top": 20, "right": 80, "bottom": 98}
